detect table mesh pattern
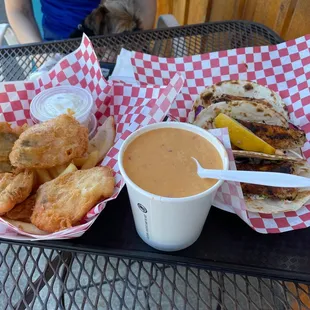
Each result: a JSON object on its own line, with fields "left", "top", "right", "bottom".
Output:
{"left": 0, "top": 21, "right": 282, "bottom": 82}
{"left": 0, "top": 244, "right": 308, "bottom": 310}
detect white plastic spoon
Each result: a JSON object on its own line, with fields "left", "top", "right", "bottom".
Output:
{"left": 192, "top": 157, "right": 310, "bottom": 188}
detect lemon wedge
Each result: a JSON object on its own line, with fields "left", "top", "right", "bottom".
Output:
{"left": 214, "top": 113, "right": 276, "bottom": 155}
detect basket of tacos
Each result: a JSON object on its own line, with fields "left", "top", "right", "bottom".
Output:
{"left": 189, "top": 80, "right": 310, "bottom": 214}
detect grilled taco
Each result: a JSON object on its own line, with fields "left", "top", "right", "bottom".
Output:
{"left": 236, "top": 160, "right": 310, "bottom": 213}
{"left": 190, "top": 80, "right": 306, "bottom": 160}
{"left": 232, "top": 150, "right": 304, "bottom": 162}
{"left": 189, "top": 80, "right": 289, "bottom": 123}
{"left": 193, "top": 100, "right": 288, "bottom": 129}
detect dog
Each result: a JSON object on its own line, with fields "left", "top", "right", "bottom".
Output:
{"left": 70, "top": 0, "right": 142, "bottom": 38}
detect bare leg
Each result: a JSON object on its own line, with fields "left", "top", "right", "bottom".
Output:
{"left": 135, "top": 0, "right": 157, "bottom": 29}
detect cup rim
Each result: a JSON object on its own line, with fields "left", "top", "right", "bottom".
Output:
{"left": 118, "top": 122, "right": 229, "bottom": 203}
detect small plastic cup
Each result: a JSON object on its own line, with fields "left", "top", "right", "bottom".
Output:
{"left": 30, "top": 85, "right": 94, "bottom": 127}
{"left": 118, "top": 122, "right": 229, "bottom": 252}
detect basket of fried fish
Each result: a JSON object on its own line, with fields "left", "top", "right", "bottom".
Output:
{"left": 0, "top": 114, "right": 116, "bottom": 234}
{"left": 189, "top": 80, "right": 310, "bottom": 214}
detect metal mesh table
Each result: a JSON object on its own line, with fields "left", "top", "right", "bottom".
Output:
{"left": 1, "top": 244, "right": 310, "bottom": 309}
{"left": 1, "top": 21, "right": 310, "bottom": 309}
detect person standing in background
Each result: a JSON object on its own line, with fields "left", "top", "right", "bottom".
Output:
{"left": 5, "top": 0, "right": 157, "bottom": 44}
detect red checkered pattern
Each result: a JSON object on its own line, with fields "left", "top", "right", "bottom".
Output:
{"left": 0, "top": 35, "right": 183, "bottom": 240}
{"left": 210, "top": 128, "right": 250, "bottom": 224}
{"left": 0, "top": 81, "right": 36, "bottom": 126}
{"left": 35, "top": 35, "right": 112, "bottom": 115}
{"left": 130, "top": 35, "right": 310, "bottom": 234}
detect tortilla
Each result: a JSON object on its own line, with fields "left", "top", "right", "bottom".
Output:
{"left": 192, "top": 80, "right": 288, "bottom": 122}
{"left": 193, "top": 100, "right": 288, "bottom": 129}
{"left": 233, "top": 150, "right": 304, "bottom": 162}
{"left": 245, "top": 190, "right": 310, "bottom": 213}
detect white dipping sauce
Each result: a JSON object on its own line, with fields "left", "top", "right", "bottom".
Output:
{"left": 30, "top": 86, "right": 94, "bottom": 127}
{"left": 40, "top": 93, "right": 83, "bottom": 117}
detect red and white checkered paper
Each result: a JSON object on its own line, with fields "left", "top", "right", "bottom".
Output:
{"left": 129, "top": 34, "right": 310, "bottom": 234}
{"left": 0, "top": 34, "right": 184, "bottom": 240}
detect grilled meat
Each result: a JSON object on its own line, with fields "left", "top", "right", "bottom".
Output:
{"left": 240, "top": 183, "right": 298, "bottom": 200}
{"left": 0, "top": 123, "right": 19, "bottom": 173}
{"left": 236, "top": 162, "right": 295, "bottom": 174}
{"left": 236, "top": 161, "right": 298, "bottom": 200}
{"left": 236, "top": 119, "right": 306, "bottom": 149}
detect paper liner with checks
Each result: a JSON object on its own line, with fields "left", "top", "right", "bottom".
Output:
{"left": 0, "top": 34, "right": 184, "bottom": 240}
{"left": 129, "top": 34, "right": 310, "bottom": 234}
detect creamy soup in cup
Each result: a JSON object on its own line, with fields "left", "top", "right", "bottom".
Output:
{"left": 118, "top": 122, "right": 229, "bottom": 252}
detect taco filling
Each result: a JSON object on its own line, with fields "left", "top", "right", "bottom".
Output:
{"left": 236, "top": 120, "right": 306, "bottom": 149}
{"left": 236, "top": 161, "right": 297, "bottom": 200}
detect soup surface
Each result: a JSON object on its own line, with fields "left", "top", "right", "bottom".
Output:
{"left": 123, "top": 128, "right": 223, "bottom": 198}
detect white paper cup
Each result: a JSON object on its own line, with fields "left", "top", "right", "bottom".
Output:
{"left": 118, "top": 122, "right": 229, "bottom": 252}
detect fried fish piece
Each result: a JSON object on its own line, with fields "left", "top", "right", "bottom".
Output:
{"left": 0, "top": 122, "right": 20, "bottom": 173}
{"left": 0, "top": 161, "right": 14, "bottom": 173}
{"left": 31, "top": 166, "right": 115, "bottom": 232}
{"left": 10, "top": 114, "right": 88, "bottom": 169}
{"left": 13, "top": 123, "right": 30, "bottom": 136}
{"left": 0, "top": 122, "right": 29, "bottom": 161}
{"left": 237, "top": 120, "right": 306, "bottom": 149}
{"left": 0, "top": 122, "right": 19, "bottom": 161}
{"left": 236, "top": 161, "right": 298, "bottom": 200}
{"left": 0, "top": 170, "right": 34, "bottom": 214}
{"left": 6, "top": 194, "right": 36, "bottom": 223}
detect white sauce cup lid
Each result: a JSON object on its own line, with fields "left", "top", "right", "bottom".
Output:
{"left": 30, "top": 85, "right": 94, "bottom": 124}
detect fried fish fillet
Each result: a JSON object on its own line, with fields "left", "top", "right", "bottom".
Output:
{"left": 0, "top": 122, "right": 19, "bottom": 161}
{"left": 236, "top": 162, "right": 298, "bottom": 200}
{"left": 6, "top": 194, "right": 36, "bottom": 223}
{"left": 0, "top": 170, "right": 34, "bottom": 214}
{"left": 237, "top": 120, "right": 306, "bottom": 149}
{"left": 31, "top": 166, "right": 115, "bottom": 232}
{"left": 0, "top": 161, "right": 14, "bottom": 173}
{"left": 0, "top": 122, "right": 20, "bottom": 173}
{"left": 10, "top": 114, "right": 88, "bottom": 169}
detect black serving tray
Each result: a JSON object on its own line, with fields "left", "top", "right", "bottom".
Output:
{"left": 3, "top": 187, "right": 310, "bottom": 284}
